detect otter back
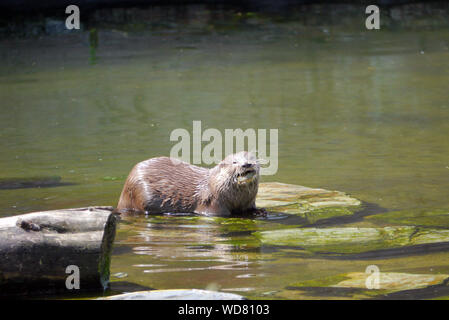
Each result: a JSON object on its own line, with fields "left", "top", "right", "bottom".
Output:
{"left": 117, "top": 157, "right": 208, "bottom": 213}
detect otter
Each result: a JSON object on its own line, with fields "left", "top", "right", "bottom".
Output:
{"left": 117, "top": 151, "right": 265, "bottom": 216}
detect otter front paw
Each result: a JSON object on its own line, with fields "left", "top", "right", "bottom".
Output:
{"left": 249, "top": 207, "right": 268, "bottom": 217}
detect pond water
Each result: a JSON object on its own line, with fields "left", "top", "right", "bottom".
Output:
{"left": 0, "top": 7, "right": 449, "bottom": 299}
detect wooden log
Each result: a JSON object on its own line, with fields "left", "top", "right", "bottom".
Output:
{"left": 0, "top": 206, "right": 118, "bottom": 296}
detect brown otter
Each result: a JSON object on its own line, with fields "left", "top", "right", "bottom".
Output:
{"left": 117, "top": 151, "right": 264, "bottom": 216}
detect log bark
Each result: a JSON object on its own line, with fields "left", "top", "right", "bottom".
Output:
{"left": 0, "top": 206, "right": 118, "bottom": 296}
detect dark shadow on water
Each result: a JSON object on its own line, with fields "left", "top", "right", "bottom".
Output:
{"left": 106, "top": 281, "right": 155, "bottom": 296}
{"left": 306, "top": 202, "right": 389, "bottom": 228}
{"left": 265, "top": 242, "right": 449, "bottom": 261}
{"left": 324, "top": 242, "right": 449, "bottom": 261}
{"left": 379, "top": 279, "right": 449, "bottom": 300}
{"left": 0, "top": 176, "right": 76, "bottom": 190}
{"left": 285, "top": 285, "right": 369, "bottom": 298}
{"left": 18, "top": 282, "right": 155, "bottom": 300}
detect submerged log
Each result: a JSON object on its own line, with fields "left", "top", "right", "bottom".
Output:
{"left": 0, "top": 206, "right": 118, "bottom": 295}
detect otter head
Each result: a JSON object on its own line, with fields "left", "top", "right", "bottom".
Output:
{"left": 206, "top": 151, "right": 260, "bottom": 214}
{"left": 224, "top": 151, "right": 260, "bottom": 185}
{"left": 209, "top": 151, "right": 260, "bottom": 189}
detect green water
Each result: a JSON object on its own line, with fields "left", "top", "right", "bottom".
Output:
{"left": 1, "top": 14, "right": 449, "bottom": 299}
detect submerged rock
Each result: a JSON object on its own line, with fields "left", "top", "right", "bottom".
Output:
{"left": 367, "top": 208, "right": 449, "bottom": 228}
{"left": 255, "top": 226, "right": 449, "bottom": 254}
{"left": 100, "top": 289, "right": 245, "bottom": 300}
{"left": 335, "top": 272, "right": 448, "bottom": 291}
{"left": 256, "top": 182, "right": 361, "bottom": 224}
{"left": 0, "top": 176, "right": 74, "bottom": 190}
{"left": 289, "top": 272, "right": 449, "bottom": 298}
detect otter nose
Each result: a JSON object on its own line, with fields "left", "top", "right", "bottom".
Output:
{"left": 242, "top": 163, "right": 252, "bottom": 168}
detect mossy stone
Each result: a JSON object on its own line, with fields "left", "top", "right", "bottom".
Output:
{"left": 255, "top": 226, "right": 449, "bottom": 254}
{"left": 367, "top": 208, "right": 449, "bottom": 228}
{"left": 256, "top": 182, "right": 361, "bottom": 224}
{"left": 290, "top": 272, "right": 449, "bottom": 296}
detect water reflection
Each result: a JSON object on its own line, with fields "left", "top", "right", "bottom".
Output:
{"left": 110, "top": 214, "right": 274, "bottom": 294}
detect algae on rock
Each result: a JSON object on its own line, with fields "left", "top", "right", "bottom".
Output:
{"left": 367, "top": 208, "right": 449, "bottom": 228}
{"left": 289, "top": 272, "right": 449, "bottom": 298}
{"left": 256, "top": 182, "right": 361, "bottom": 224}
{"left": 255, "top": 226, "right": 449, "bottom": 254}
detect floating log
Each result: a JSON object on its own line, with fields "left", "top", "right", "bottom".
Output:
{"left": 0, "top": 206, "right": 118, "bottom": 296}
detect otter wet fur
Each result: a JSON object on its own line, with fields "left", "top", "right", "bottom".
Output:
{"left": 117, "top": 151, "right": 265, "bottom": 216}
